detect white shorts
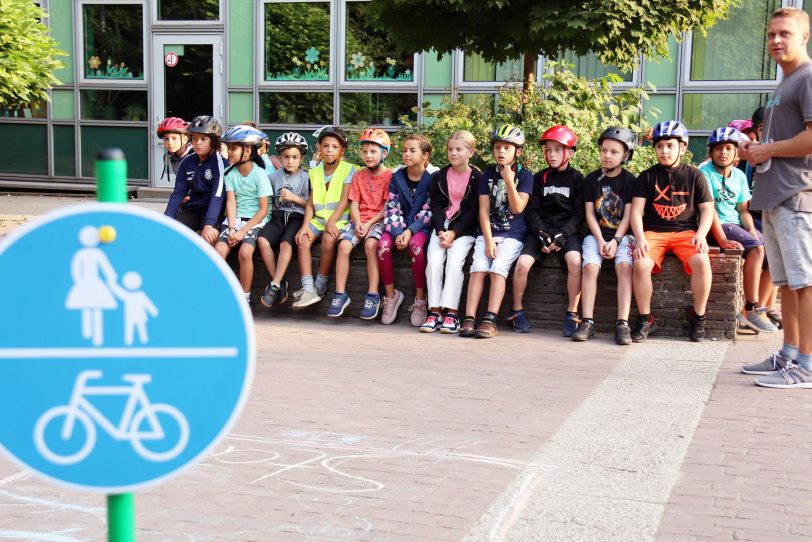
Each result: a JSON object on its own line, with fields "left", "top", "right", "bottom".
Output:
{"left": 582, "top": 234, "right": 635, "bottom": 268}
{"left": 470, "top": 236, "right": 523, "bottom": 278}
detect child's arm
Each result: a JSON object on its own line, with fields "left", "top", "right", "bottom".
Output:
{"left": 383, "top": 181, "right": 407, "bottom": 237}
{"left": 363, "top": 208, "right": 385, "bottom": 239}
{"left": 479, "top": 194, "right": 497, "bottom": 258}
{"left": 202, "top": 158, "right": 228, "bottom": 244}
{"left": 278, "top": 188, "right": 307, "bottom": 208}
{"left": 164, "top": 162, "right": 190, "bottom": 219}
{"left": 296, "top": 194, "right": 316, "bottom": 245}
{"left": 223, "top": 191, "right": 237, "bottom": 245}
{"left": 693, "top": 202, "right": 714, "bottom": 253}
{"left": 584, "top": 198, "right": 603, "bottom": 243}
{"left": 709, "top": 210, "right": 743, "bottom": 250}
{"left": 630, "top": 196, "right": 648, "bottom": 259}
{"left": 737, "top": 201, "right": 758, "bottom": 236}
{"left": 350, "top": 200, "right": 362, "bottom": 235}
{"left": 501, "top": 165, "right": 530, "bottom": 214}
{"left": 325, "top": 183, "right": 352, "bottom": 239}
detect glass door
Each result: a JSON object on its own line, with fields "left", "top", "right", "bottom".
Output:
{"left": 152, "top": 34, "right": 223, "bottom": 187}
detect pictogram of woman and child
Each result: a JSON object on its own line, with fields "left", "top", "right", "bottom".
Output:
{"left": 65, "top": 225, "right": 158, "bottom": 347}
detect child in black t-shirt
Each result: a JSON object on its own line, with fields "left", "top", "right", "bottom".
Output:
{"left": 573, "top": 127, "right": 638, "bottom": 345}
{"left": 630, "top": 121, "right": 714, "bottom": 343}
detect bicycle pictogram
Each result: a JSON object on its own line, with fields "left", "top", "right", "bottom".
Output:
{"left": 34, "top": 370, "right": 189, "bottom": 465}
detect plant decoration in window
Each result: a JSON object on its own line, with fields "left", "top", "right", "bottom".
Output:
{"left": 345, "top": 2, "right": 413, "bottom": 82}
{"left": 86, "top": 56, "right": 135, "bottom": 79}
{"left": 265, "top": 2, "right": 330, "bottom": 82}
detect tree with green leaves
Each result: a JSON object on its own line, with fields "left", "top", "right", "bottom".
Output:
{"left": 0, "top": 1, "right": 65, "bottom": 110}
{"left": 367, "top": 0, "right": 738, "bottom": 77}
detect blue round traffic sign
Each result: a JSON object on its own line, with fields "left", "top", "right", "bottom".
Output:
{"left": 0, "top": 203, "right": 255, "bottom": 493}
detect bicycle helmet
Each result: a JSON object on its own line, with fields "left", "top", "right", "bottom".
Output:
{"left": 652, "top": 120, "right": 689, "bottom": 144}
{"left": 707, "top": 127, "right": 743, "bottom": 148}
{"left": 314, "top": 125, "right": 348, "bottom": 147}
{"left": 187, "top": 115, "right": 222, "bottom": 138}
{"left": 727, "top": 119, "right": 752, "bottom": 134}
{"left": 156, "top": 117, "right": 188, "bottom": 138}
{"left": 598, "top": 126, "right": 636, "bottom": 163}
{"left": 275, "top": 132, "right": 309, "bottom": 153}
{"left": 359, "top": 128, "right": 391, "bottom": 153}
{"left": 222, "top": 125, "right": 265, "bottom": 146}
{"left": 491, "top": 123, "right": 525, "bottom": 147}
{"left": 540, "top": 125, "right": 578, "bottom": 149}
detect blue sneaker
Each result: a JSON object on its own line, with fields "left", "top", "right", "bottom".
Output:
{"left": 509, "top": 309, "right": 531, "bottom": 333}
{"left": 360, "top": 293, "right": 381, "bottom": 320}
{"left": 327, "top": 292, "right": 350, "bottom": 317}
{"left": 562, "top": 312, "right": 579, "bottom": 337}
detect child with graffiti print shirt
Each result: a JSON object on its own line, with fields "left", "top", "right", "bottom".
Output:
{"left": 630, "top": 121, "right": 714, "bottom": 343}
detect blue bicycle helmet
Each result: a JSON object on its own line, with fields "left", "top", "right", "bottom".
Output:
{"left": 222, "top": 125, "right": 265, "bottom": 146}
{"left": 652, "top": 121, "right": 689, "bottom": 144}
{"left": 707, "top": 127, "right": 743, "bottom": 148}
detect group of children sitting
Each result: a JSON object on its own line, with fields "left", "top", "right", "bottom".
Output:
{"left": 161, "top": 113, "right": 781, "bottom": 344}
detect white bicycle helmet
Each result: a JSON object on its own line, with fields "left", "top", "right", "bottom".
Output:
{"left": 275, "top": 132, "right": 309, "bottom": 153}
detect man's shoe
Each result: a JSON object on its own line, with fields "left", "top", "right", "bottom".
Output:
{"left": 615, "top": 321, "right": 632, "bottom": 345}
{"left": 440, "top": 314, "right": 460, "bottom": 334}
{"left": 741, "top": 350, "right": 792, "bottom": 375}
{"left": 459, "top": 316, "right": 476, "bottom": 338}
{"left": 562, "top": 312, "right": 579, "bottom": 337}
{"left": 326, "top": 292, "right": 350, "bottom": 317}
{"left": 744, "top": 308, "right": 778, "bottom": 333}
{"left": 292, "top": 289, "right": 322, "bottom": 309}
{"left": 687, "top": 307, "right": 706, "bottom": 342}
{"left": 409, "top": 298, "right": 428, "bottom": 327}
{"left": 260, "top": 283, "right": 279, "bottom": 308}
{"left": 380, "top": 290, "right": 405, "bottom": 325}
{"left": 755, "top": 361, "right": 812, "bottom": 389}
{"left": 508, "top": 309, "right": 531, "bottom": 333}
{"left": 475, "top": 318, "right": 499, "bottom": 339}
{"left": 275, "top": 280, "right": 289, "bottom": 305}
{"left": 419, "top": 312, "right": 442, "bottom": 333}
{"left": 572, "top": 320, "right": 595, "bottom": 342}
{"left": 359, "top": 293, "right": 381, "bottom": 320}
{"left": 631, "top": 315, "right": 657, "bottom": 343}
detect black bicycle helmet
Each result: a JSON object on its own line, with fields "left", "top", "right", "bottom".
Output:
{"left": 188, "top": 115, "right": 222, "bottom": 138}
{"left": 315, "top": 125, "right": 348, "bottom": 147}
{"left": 598, "top": 126, "right": 637, "bottom": 163}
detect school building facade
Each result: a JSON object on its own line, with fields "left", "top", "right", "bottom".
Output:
{"left": 0, "top": 0, "right": 807, "bottom": 190}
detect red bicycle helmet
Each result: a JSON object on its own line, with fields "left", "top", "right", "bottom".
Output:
{"left": 540, "top": 125, "right": 578, "bottom": 149}
{"left": 157, "top": 117, "right": 188, "bottom": 138}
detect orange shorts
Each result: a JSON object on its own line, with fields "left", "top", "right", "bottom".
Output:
{"left": 641, "top": 230, "right": 706, "bottom": 274}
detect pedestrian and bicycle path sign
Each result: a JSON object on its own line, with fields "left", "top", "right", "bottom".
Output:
{"left": 0, "top": 203, "right": 255, "bottom": 493}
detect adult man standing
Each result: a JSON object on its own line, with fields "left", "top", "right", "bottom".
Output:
{"left": 740, "top": 7, "right": 812, "bottom": 388}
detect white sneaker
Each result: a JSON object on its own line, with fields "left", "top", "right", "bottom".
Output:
{"left": 292, "top": 289, "right": 322, "bottom": 309}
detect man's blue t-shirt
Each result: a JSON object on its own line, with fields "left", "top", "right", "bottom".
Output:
{"left": 477, "top": 164, "right": 534, "bottom": 241}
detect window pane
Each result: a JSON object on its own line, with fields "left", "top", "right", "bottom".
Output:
{"left": 463, "top": 53, "right": 532, "bottom": 82}
{"left": 158, "top": 0, "right": 219, "bottom": 20}
{"left": 345, "top": 2, "right": 413, "bottom": 82}
{"left": 83, "top": 4, "right": 143, "bottom": 80}
{"left": 81, "top": 126, "right": 148, "bottom": 179}
{"left": 690, "top": 0, "right": 779, "bottom": 81}
{"left": 682, "top": 93, "right": 768, "bottom": 130}
{"left": 339, "top": 93, "right": 416, "bottom": 125}
{"left": 53, "top": 125, "right": 76, "bottom": 177}
{"left": 80, "top": 90, "right": 148, "bottom": 121}
{"left": 559, "top": 51, "right": 632, "bottom": 82}
{"left": 0, "top": 100, "right": 47, "bottom": 119}
{"left": 0, "top": 123, "right": 48, "bottom": 175}
{"left": 461, "top": 93, "right": 498, "bottom": 114}
{"left": 265, "top": 2, "right": 330, "bottom": 81}
{"left": 260, "top": 92, "right": 333, "bottom": 124}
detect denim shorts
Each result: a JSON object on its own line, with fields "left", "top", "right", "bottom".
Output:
{"left": 338, "top": 221, "right": 385, "bottom": 247}
{"left": 762, "top": 205, "right": 812, "bottom": 290}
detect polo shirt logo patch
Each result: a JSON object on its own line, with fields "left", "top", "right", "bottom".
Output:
{"left": 204, "top": 169, "right": 213, "bottom": 180}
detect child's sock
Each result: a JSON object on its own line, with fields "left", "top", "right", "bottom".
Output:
{"left": 301, "top": 275, "right": 315, "bottom": 293}
{"left": 796, "top": 352, "right": 812, "bottom": 371}
{"left": 639, "top": 313, "right": 653, "bottom": 322}
{"left": 271, "top": 281, "right": 280, "bottom": 288}
{"left": 745, "top": 301, "right": 758, "bottom": 311}
{"left": 691, "top": 308, "right": 706, "bottom": 319}
{"left": 583, "top": 318, "right": 594, "bottom": 325}
{"left": 783, "top": 343, "right": 800, "bottom": 360}
{"left": 315, "top": 273, "right": 328, "bottom": 292}
{"left": 616, "top": 319, "right": 629, "bottom": 326}
{"left": 244, "top": 292, "right": 251, "bottom": 301}
{"left": 483, "top": 311, "right": 497, "bottom": 321}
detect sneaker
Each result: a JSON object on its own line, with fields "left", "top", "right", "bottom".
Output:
{"left": 380, "top": 290, "right": 405, "bottom": 325}
{"left": 743, "top": 307, "right": 779, "bottom": 333}
{"left": 755, "top": 361, "right": 812, "bottom": 389}
{"left": 409, "top": 298, "right": 428, "bottom": 327}
{"left": 360, "top": 293, "right": 381, "bottom": 320}
{"left": 562, "top": 312, "right": 579, "bottom": 337}
{"left": 275, "top": 280, "right": 289, "bottom": 305}
{"left": 765, "top": 308, "right": 783, "bottom": 330}
{"left": 741, "top": 350, "right": 791, "bottom": 375}
{"left": 736, "top": 313, "right": 753, "bottom": 333}
{"left": 326, "top": 292, "right": 350, "bottom": 317}
{"left": 475, "top": 318, "right": 499, "bottom": 339}
{"left": 615, "top": 321, "right": 632, "bottom": 346}
{"left": 508, "top": 309, "right": 531, "bottom": 333}
{"left": 420, "top": 312, "right": 442, "bottom": 333}
{"left": 260, "top": 283, "right": 279, "bottom": 308}
{"left": 316, "top": 282, "right": 328, "bottom": 297}
{"left": 572, "top": 320, "right": 595, "bottom": 342}
{"left": 459, "top": 316, "right": 476, "bottom": 338}
{"left": 631, "top": 316, "right": 657, "bottom": 343}
{"left": 687, "top": 307, "right": 706, "bottom": 342}
{"left": 440, "top": 314, "right": 460, "bottom": 334}
{"left": 292, "top": 288, "right": 305, "bottom": 300}
{"left": 292, "top": 289, "right": 322, "bottom": 309}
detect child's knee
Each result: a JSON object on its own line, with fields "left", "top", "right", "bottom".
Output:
{"left": 238, "top": 245, "right": 254, "bottom": 261}
{"left": 689, "top": 254, "right": 710, "bottom": 272}
{"left": 515, "top": 255, "right": 533, "bottom": 275}
{"left": 338, "top": 240, "right": 352, "bottom": 255}
{"left": 583, "top": 263, "right": 600, "bottom": 277}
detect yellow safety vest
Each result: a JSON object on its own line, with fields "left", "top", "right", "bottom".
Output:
{"left": 309, "top": 160, "right": 355, "bottom": 231}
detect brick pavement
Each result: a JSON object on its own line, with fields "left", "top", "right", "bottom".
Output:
{"left": 656, "top": 333, "right": 812, "bottom": 542}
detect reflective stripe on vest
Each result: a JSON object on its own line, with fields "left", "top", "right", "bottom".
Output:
{"left": 310, "top": 161, "right": 354, "bottom": 231}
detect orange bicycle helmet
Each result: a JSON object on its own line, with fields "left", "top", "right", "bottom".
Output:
{"left": 359, "top": 128, "right": 391, "bottom": 153}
